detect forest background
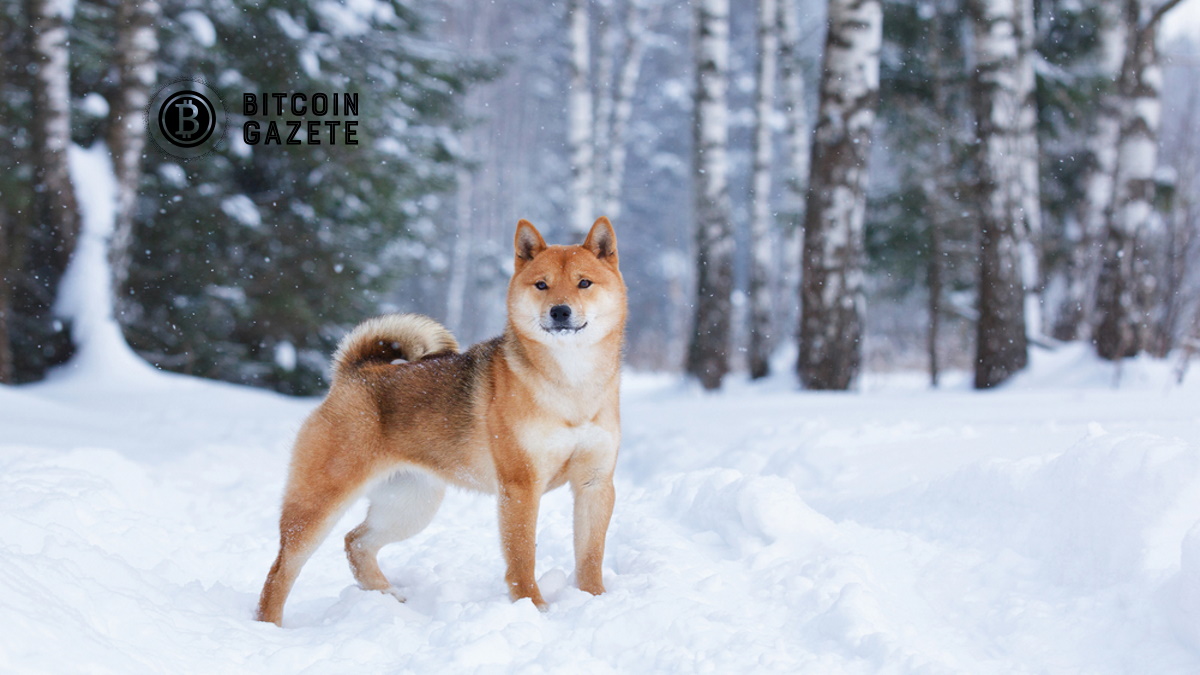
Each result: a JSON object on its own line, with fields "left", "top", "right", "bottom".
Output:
{"left": 1, "top": 0, "right": 1198, "bottom": 395}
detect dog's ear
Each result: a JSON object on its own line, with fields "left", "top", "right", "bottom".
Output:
{"left": 514, "top": 220, "right": 547, "bottom": 270}
{"left": 583, "top": 217, "right": 618, "bottom": 266}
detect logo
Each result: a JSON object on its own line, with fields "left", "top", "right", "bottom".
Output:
{"left": 147, "top": 80, "right": 227, "bottom": 159}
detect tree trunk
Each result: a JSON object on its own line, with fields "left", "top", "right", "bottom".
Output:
{"left": 1093, "top": 0, "right": 1178, "bottom": 360}
{"left": 26, "top": 0, "right": 80, "bottom": 274}
{"left": 1053, "top": 0, "right": 1127, "bottom": 341}
{"left": 685, "top": 0, "right": 734, "bottom": 390}
{"left": 797, "top": 0, "right": 882, "bottom": 391}
{"left": 777, "top": 0, "right": 809, "bottom": 358}
{"left": 0, "top": 215, "right": 12, "bottom": 384}
{"left": 748, "top": 0, "right": 779, "bottom": 380}
{"left": 969, "top": 0, "right": 1035, "bottom": 389}
{"left": 566, "top": 0, "right": 595, "bottom": 237}
{"left": 107, "top": 0, "right": 160, "bottom": 308}
{"left": 599, "top": 0, "right": 653, "bottom": 220}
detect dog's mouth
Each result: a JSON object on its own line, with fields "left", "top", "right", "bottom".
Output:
{"left": 541, "top": 322, "right": 588, "bottom": 335}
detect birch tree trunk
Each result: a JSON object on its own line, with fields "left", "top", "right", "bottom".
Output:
{"left": 1092, "top": 0, "right": 1182, "bottom": 360}
{"left": 685, "top": 0, "right": 734, "bottom": 390}
{"left": 1013, "top": 0, "right": 1042, "bottom": 340}
{"left": 748, "top": 0, "right": 779, "bottom": 380}
{"left": 0, "top": 215, "right": 12, "bottom": 383}
{"left": 108, "top": 0, "right": 160, "bottom": 306}
{"left": 797, "top": 0, "right": 881, "bottom": 391}
{"left": 599, "top": 0, "right": 653, "bottom": 219}
{"left": 26, "top": 0, "right": 80, "bottom": 274}
{"left": 777, "top": 0, "right": 809, "bottom": 354}
{"left": 1053, "top": 1, "right": 1127, "bottom": 341}
{"left": 566, "top": 0, "right": 595, "bottom": 236}
{"left": 968, "top": 0, "right": 1036, "bottom": 389}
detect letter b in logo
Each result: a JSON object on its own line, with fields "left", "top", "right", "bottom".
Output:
{"left": 160, "top": 91, "right": 214, "bottom": 147}
{"left": 148, "top": 80, "right": 226, "bottom": 159}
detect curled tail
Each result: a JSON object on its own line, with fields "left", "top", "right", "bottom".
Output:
{"left": 332, "top": 314, "right": 459, "bottom": 380}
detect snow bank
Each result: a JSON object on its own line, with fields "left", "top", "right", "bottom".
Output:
{"left": 2, "top": 352, "right": 1200, "bottom": 672}
{"left": 55, "top": 143, "right": 160, "bottom": 387}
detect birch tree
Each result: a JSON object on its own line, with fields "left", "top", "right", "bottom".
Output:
{"left": 0, "top": 214, "right": 11, "bottom": 383}
{"left": 685, "top": 0, "right": 734, "bottom": 390}
{"left": 777, "top": 0, "right": 809, "bottom": 357}
{"left": 26, "top": 0, "right": 79, "bottom": 277}
{"left": 596, "top": 0, "right": 655, "bottom": 219}
{"left": 107, "top": 0, "right": 160, "bottom": 305}
{"left": 566, "top": 0, "right": 595, "bottom": 236}
{"left": 748, "top": 0, "right": 779, "bottom": 380}
{"left": 797, "top": 0, "right": 882, "bottom": 390}
{"left": 1092, "top": 0, "right": 1187, "bottom": 360}
{"left": 968, "top": 0, "right": 1040, "bottom": 389}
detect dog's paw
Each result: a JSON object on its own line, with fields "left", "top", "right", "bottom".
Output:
{"left": 578, "top": 581, "right": 605, "bottom": 596}
{"left": 379, "top": 586, "right": 407, "bottom": 603}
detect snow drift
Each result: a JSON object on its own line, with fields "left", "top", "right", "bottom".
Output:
{"left": 2, "top": 345, "right": 1200, "bottom": 672}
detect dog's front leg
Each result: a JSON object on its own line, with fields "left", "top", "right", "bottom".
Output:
{"left": 498, "top": 479, "right": 547, "bottom": 610}
{"left": 569, "top": 464, "right": 615, "bottom": 596}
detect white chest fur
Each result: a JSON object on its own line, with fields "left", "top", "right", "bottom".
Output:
{"left": 518, "top": 419, "right": 615, "bottom": 460}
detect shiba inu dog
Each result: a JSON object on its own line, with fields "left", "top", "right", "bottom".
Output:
{"left": 256, "top": 217, "right": 625, "bottom": 626}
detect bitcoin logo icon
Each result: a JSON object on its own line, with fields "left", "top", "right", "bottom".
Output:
{"left": 147, "top": 80, "right": 226, "bottom": 159}
{"left": 173, "top": 98, "right": 201, "bottom": 139}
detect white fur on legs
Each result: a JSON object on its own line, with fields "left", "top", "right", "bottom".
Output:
{"left": 345, "top": 469, "right": 446, "bottom": 600}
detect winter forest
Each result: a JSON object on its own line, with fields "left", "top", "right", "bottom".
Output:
{"left": 1, "top": 0, "right": 1197, "bottom": 394}
{"left": 9, "top": 1, "right": 1200, "bottom": 671}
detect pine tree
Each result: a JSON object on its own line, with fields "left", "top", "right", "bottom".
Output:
{"left": 1049, "top": 0, "right": 1126, "bottom": 341}
{"left": 876, "top": 0, "right": 975, "bottom": 387}
{"left": 798, "top": 0, "right": 882, "bottom": 391}
{"left": 116, "top": 0, "right": 486, "bottom": 394}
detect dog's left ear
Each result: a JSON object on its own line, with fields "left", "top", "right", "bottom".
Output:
{"left": 583, "top": 217, "right": 618, "bottom": 266}
{"left": 515, "top": 219, "right": 547, "bottom": 271}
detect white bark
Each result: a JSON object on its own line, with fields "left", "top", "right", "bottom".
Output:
{"left": 748, "top": 0, "right": 779, "bottom": 380}
{"left": 567, "top": 0, "right": 595, "bottom": 236}
{"left": 777, "top": 0, "right": 809, "bottom": 360}
{"left": 969, "top": 0, "right": 1036, "bottom": 388}
{"left": 1013, "top": 0, "right": 1042, "bottom": 339}
{"left": 27, "top": 0, "right": 80, "bottom": 269}
{"left": 108, "top": 0, "right": 160, "bottom": 302}
{"left": 599, "top": 0, "right": 653, "bottom": 219}
{"left": 1094, "top": 0, "right": 1177, "bottom": 359}
{"left": 797, "top": 0, "right": 881, "bottom": 390}
{"left": 685, "top": 0, "right": 734, "bottom": 390}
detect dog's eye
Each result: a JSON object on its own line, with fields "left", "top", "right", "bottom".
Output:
{"left": 535, "top": 281, "right": 548, "bottom": 290}
{"left": 578, "top": 279, "right": 592, "bottom": 289}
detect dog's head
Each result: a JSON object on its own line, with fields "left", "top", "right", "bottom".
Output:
{"left": 507, "top": 217, "right": 626, "bottom": 345}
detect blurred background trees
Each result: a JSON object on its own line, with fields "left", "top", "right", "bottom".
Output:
{"left": 0, "top": 0, "right": 1197, "bottom": 394}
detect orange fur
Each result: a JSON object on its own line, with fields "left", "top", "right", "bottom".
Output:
{"left": 256, "top": 218, "right": 626, "bottom": 626}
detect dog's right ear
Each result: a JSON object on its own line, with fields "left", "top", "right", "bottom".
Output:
{"left": 514, "top": 219, "right": 547, "bottom": 270}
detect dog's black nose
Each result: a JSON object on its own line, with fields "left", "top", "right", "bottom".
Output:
{"left": 550, "top": 304, "right": 572, "bottom": 323}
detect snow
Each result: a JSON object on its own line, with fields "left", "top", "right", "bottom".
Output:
{"left": 56, "top": 143, "right": 161, "bottom": 386}
{"left": 3, "top": 341, "right": 1200, "bottom": 672}
{"left": 178, "top": 10, "right": 216, "bottom": 49}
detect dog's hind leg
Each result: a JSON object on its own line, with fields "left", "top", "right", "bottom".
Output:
{"left": 345, "top": 469, "right": 446, "bottom": 600}
{"left": 256, "top": 424, "right": 380, "bottom": 626}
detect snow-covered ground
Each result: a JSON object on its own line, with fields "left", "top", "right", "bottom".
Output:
{"left": 3, "top": 345, "right": 1200, "bottom": 673}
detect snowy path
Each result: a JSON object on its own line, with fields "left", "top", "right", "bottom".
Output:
{"left": 3, "top": 347, "right": 1200, "bottom": 673}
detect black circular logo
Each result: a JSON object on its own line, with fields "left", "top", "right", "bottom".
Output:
{"left": 146, "top": 80, "right": 227, "bottom": 159}
{"left": 158, "top": 91, "right": 215, "bottom": 148}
